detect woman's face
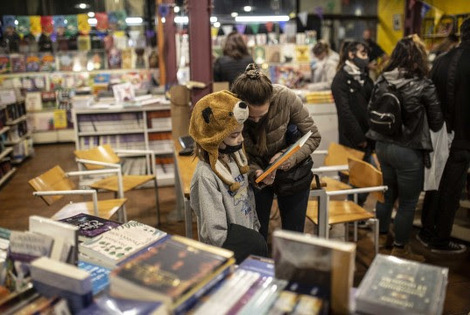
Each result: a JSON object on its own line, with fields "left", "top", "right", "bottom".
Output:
{"left": 349, "top": 45, "right": 369, "bottom": 60}
{"left": 220, "top": 124, "right": 244, "bottom": 149}
{"left": 247, "top": 102, "right": 270, "bottom": 123}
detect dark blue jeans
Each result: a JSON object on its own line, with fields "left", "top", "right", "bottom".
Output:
{"left": 253, "top": 185, "right": 310, "bottom": 241}
{"left": 421, "top": 148, "right": 470, "bottom": 247}
{"left": 375, "top": 142, "right": 424, "bottom": 245}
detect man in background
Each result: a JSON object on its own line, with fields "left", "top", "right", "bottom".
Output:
{"left": 362, "top": 28, "right": 389, "bottom": 79}
{"left": 418, "top": 18, "right": 470, "bottom": 254}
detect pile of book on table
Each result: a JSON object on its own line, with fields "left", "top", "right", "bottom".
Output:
{"left": 0, "top": 213, "right": 450, "bottom": 314}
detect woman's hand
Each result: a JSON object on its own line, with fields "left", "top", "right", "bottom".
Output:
{"left": 255, "top": 169, "right": 277, "bottom": 185}
{"left": 270, "top": 152, "right": 292, "bottom": 171}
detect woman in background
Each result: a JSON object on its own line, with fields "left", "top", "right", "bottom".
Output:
{"left": 366, "top": 35, "right": 443, "bottom": 262}
{"left": 307, "top": 40, "right": 339, "bottom": 91}
{"left": 214, "top": 31, "right": 254, "bottom": 88}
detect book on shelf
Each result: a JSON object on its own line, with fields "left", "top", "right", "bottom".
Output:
{"left": 58, "top": 213, "right": 121, "bottom": 242}
{"left": 30, "top": 256, "right": 93, "bottom": 313}
{"left": 78, "top": 260, "right": 111, "bottom": 295}
{"left": 109, "top": 235, "right": 235, "bottom": 312}
{"left": 78, "top": 293, "right": 167, "bottom": 315}
{"left": 355, "top": 254, "right": 449, "bottom": 315}
{"left": 272, "top": 229, "right": 356, "bottom": 315}
{"left": 255, "top": 130, "right": 312, "bottom": 183}
{"left": 79, "top": 220, "right": 168, "bottom": 269}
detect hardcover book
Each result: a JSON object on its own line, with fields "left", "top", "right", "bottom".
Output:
{"left": 255, "top": 130, "right": 312, "bottom": 183}
{"left": 78, "top": 293, "right": 167, "bottom": 315}
{"left": 355, "top": 254, "right": 449, "bottom": 315}
{"left": 109, "top": 235, "right": 235, "bottom": 310}
{"left": 59, "top": 213, "right": 121, "bottom": 241}
{"left": 272, "top": 230, "right": 356, "bottom": 314}
{"left": 79, "top": 220, "right": 167, "bottom": 269}
{"left": 78, "top": 260, "right": 110, "bottom": 295}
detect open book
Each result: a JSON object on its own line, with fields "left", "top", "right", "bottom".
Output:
{"left": 255, "top": 130, "right": 312, "bottom": 183}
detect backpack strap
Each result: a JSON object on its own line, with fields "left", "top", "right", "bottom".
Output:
{"left": 446, "top": 47, "right": 464, "bottom": 131}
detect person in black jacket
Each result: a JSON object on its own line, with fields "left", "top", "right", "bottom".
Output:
{"left": 331, "top": 41, "right": 374, "bottom": 207}
{"left": 214, "top": 31, "right": 254, "bottom": 88}
{"left": 366, "top": 34, "right": 444, "bottom": 261}
{"left": 418, "top": 18, "right": 470, "bottom": 254}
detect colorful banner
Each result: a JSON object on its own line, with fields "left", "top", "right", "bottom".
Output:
{"left": 250, "top": 24, "right": 260, "bottom": 34}
{"left": 211, "top": 26, "right": 219, "bottom": 37}
{"left": 235, "top": 24, "right": 246, "bottom": 34}
{"left": 41, "top": 16, "right": 54, "bottom": 34}
{"left": 30, "top": 16, "right": 42, "bottom": 36}
{"left": 2, "top": 15, "right": 16, "bottom": 32}
{"left": 53, "top": 16, "right": 66, "bottom": 31}
{"left": 65, "top": 15, "right": 78, "bottom": 37}
{"left": 222, "top": 25, "right": 233, "bottom": 35}
{"left": 297, "top": 12, "right": 308, "bottom": 27}
{"left": 77, "top": 13, "right": 91, "bottom": 35}
{"left": 95, "top": 12, "right": 108, "bottom": 32}
{"left": 16, "top": 16, "right": 31, "bottom": 37}
{"left": 108, "top": 10, "right": 127, "bottom": 31}
{"left": 265, "top": 22, "right": 274, "bottom": 33}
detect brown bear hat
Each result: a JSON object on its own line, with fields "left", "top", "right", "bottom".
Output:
{"left": 189, "top": 90, "right": 250, "bottom": 191}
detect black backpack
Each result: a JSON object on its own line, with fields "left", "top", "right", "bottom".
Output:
{"left": 368, "top": 78, "right": 404, "bottom": 136}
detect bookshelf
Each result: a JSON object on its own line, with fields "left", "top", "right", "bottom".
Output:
{"left": 72, "top": 99, "right": 175, "bottom": 187}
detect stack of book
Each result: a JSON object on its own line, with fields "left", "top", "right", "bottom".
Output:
{"left": 59, "top": 213, "right": 121, "bottom": 242}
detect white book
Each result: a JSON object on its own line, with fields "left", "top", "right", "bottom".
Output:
{"left": 79, "top": 220, "right": 167, "bottom": 269}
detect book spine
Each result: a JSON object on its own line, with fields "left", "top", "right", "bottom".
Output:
{"left": 33, "top": 281, "right": 93, "bottom": 313}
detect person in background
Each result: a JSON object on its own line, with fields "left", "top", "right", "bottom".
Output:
{"left": 189, "top": 90, "right": 267, "bottom": 263}
{"left": 231, "top": 63, "right": 321, "bottom": 241}
{"left": 307, "top": 40, "right": 339, "bottom": 91}
{"left": 362, "top": 28, "right": 389, "bottom": 79}
{"left": 214, "top": 31, "right": 254, "bottom": 88}
{"left": 418, "top": 18, "right": 470, "bottom": 254}
{"left": 428, "top": 33, "right": 459, "bottom": 65}
{"left": 366, "top": 34, "right": 444, "bottom": 262}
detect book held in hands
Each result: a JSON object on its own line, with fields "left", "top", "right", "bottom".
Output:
{"left": 109, "top": 235, "right": 235, "bottom": 312}
{"left": 355, "top": 254, "right": 449, "bottom": 315}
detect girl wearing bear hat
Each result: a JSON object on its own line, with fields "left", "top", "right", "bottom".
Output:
{"left": 189, "top": 90, "right": 267, "bottom": 263}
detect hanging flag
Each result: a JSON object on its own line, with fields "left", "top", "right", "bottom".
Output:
{"left": 279, "top": 21, "right": 287, "bottom": 32}
{"left": 434, "top": 8, "right": 444, "bottom": 26}
{"left": 421, "top": 2, "right": 431, "bottom": 18}
{"left": 41, "top": 16, "right": 54, "bottom": 35}
{"left": 158, "top": 4, "right": 170, "bottom": 18}
{"left": 65, "top": 15, "right": 78, "bottom": 37}
{"left": 297, "top": 12, "right": 308, "bottom": 27}
{"left": 250, "top": 24, "right": 260, "bottom": 34}
{"left": 211, "top": 26, "right": 219, "bottom": 37}
{"left": 315, "top": 6, "right": 324, "bottom": 20}
{"left": 222, "top": 25, "right": 233, "bottom": 35}
{"left": 235, "top": 24, "right": 246, "bottom": 34}
{"left": 2, "top": 15, "right": 16, "bottom": 32}
{"left": 265, "top": 22, "right": 274, "bottom": 33}
{"left": 95, "top": 12, "right": 108, "bottom": 32}
{"left": 53, "top": 15, "right": 66, "bottom": 35}
{"left": 30, "top": 16, "right": 42, "bottom": 36}
{"left": 16, "top": 16, "right": 31, "bottom": 37}
{"left": 77, "top": 13, "right": 91, "bottom": 35}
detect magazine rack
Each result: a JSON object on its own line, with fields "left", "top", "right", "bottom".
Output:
{"left": 308, "top": 157, "right": 387, "bottom": 255}
{"left": 74, "top": 144, "right": 159, "bottom": 224}
{"left": 29, "top": 165, "right": 127, "bottom": 221}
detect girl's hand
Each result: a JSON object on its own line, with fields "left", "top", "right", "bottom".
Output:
{"left": 256, "top": 169, "right": 276, "bottom": 185}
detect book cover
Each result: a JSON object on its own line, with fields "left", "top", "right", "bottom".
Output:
{"left": 255, "top": 130, "right": 312, "bottom": 183}
{"left": 79, "top": 220, "right": 167, "bottom": 269}
{"left": 272, "top": 230, "right": 356, "bottom": 314}
{"left": 10, "top": 54, "right": 25, "bottom": 73}
{"left": 355, "top": 254, "right": 449, "bottom": 315}
{"left": 253, "top": 46, "right": 266, "bottom": 64}
{"left": 266, "top": 45, "right": 281, "bottom": 63}
{"left": 121, "top": 48, "right": 133, "bottom": 69}
{"left": 57, "top": 52, "right": 75, "bottom": 71}
{"left": 39, "top": 53, "right": 56, "bottom": 72}
{"left": 78, "top": 293, "right": 167, "bottom": 315}
{"left": 109, "top": 235, "right": 234, "bottom": 309}
{"left": 0, "top": 55, "right": 10, "bottom": 74}
{"left": 78, "top": 260, "right": 110, "bottom": 295}
{"left": 295, "top": 44, "right": 311, "bottom": 63}
{"left": 25, "top": 53, "right": 40, "bottom": 72}
{"left": 59, "top": 213, "right": 121, "bottom": 241}
{"left": 87, "top": 51, "right": 106, "bottom": 71}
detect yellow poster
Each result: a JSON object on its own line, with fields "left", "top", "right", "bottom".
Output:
{"left": 30, "top": 16, "right": 42, "bottom": 36}
{"left": 53, "top": 109, "right": 67, "bottom": 129}
{"left": 77, "top": 14, "right": 91, "bottom": 35}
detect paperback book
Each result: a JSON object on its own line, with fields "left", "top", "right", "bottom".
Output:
{"left": 59, "top": 213, "right": 121, "bottom": 241}
{"left": 109, "top": 235, "right": 235, "bottom": 311}
{"left": 272, "top": 230, "right": 356, "bottom": 314}
{"left": 355, "top": 254, "right": 449, "bottom": 315}
{"left": 78, "top": 293, "right": 167, "bottom": 315}
{"left": 79, "top": 220, "right": 167, "bottom": 269}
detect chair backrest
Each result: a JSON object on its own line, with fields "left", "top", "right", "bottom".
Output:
{"left": 348, "top": 157, "right": 384, "bottom": 202}
{"left": 74, "top": 144, "right": 120, "bottom": 170}
{"left": 28, "top": 165, "right": 76, "bottom": 205}
{"left": 324, "top": 142, "right": 364, "bottom": 166}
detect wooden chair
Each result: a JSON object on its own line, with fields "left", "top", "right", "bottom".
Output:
{"left": 307, "top": 157, "right": 387, "bottom": 255}
{"left": 74, "top": 144, "right": 159, "bottom": 224}
{"left": 29, "top": 165, "right": 127, "bottom": 221}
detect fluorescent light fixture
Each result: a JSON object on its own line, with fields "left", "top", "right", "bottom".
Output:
{"left": 243, "top": 6, "right": 252, "bottom": 12}
{"left": 126, "top": 17, "right": 143, "bottom": 25}
{"left": 174, "top": 16, "right": 189, "bottom": 24}
{"left": 75, "top": 3, "right": 89, "bottom": 9}
{"left": 214, "top": 22, "right": 221, "bottom": 28}
{"left": 231, "top": 12, "right": 238, "bottom": 18}
{"left": 235, "top": 15, "right": 290, "bottom": 22}
{"left": 88, "top": 18, "right": 97, "bottom": 26}
{"left": 174, "top": 6, "right": 180, "bottom": 13}
{"left": 87, "top": 12, "right": 95, "bottom": 17}
{"left": 210, "top": 16, "right": 218, "bottom": 23}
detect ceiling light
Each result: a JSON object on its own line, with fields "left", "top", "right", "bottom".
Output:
{"left": 75, "top": 3, "right": 90, "bottom": 9}
{"left": 231, "top": 12, "right": 238, "bottom": 18}
{"left": 214, "top": 22, "right": 221, "bottom": 28}
{"left": 126, "top": 17, "right": 143, "bottom": 25}
{"left": 87, "top": 12, "right": 95, "bottom": 17}
{"left": 210, "top": 16, "right": 218, "bottom": 23}
{"left": 235, "top": 15, "right": 290, "bottom": 23}
{"left": 174, "top": 6, "right": 180, "bottom": 13}
{"left": 174, "top": 16, "right": 189, "bottom": 24}
{"left": 88, "top": 18, "right": 97, "bottom": 26}
{"left": 243, "top": 6, "right": 252, "bottom": 12}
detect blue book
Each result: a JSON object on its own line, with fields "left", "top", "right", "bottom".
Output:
{"left": 78, "top": 293, "right": 167, "bottom": 314}
{"left": 237, "top": 255, "right": 275, "bottom": 277}
{"left": 78, "top": 260, "right": 111, "bottom": 295}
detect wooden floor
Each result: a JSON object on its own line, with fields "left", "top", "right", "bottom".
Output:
{"left": 1, "top": 143, "right": 469, "bottom": 314}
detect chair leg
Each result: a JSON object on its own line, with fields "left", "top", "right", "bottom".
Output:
{"left": 344, "top": 223, "right": 349, "bottom": 242}
{"left": 353, "top": 221, "right": 358, "bottom": 242}
{"left": 154, "top": 178, "right": 160, "bottom": 226}
{"left": 369, "top": 218, "right": 379, "bottom": 256}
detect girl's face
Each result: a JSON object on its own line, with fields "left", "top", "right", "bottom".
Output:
{"left": 350, "top": 45, "right": 369, "bottom": 60}
{"left": 247, "top": 102, "right": 270, "bottom": 123}
{"left": 220, "top": 124, "right": 244, "bottom": 149}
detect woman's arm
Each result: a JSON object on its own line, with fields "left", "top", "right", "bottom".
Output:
{"left": 422, "top": 79, "right": 444, "bottom": 132}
